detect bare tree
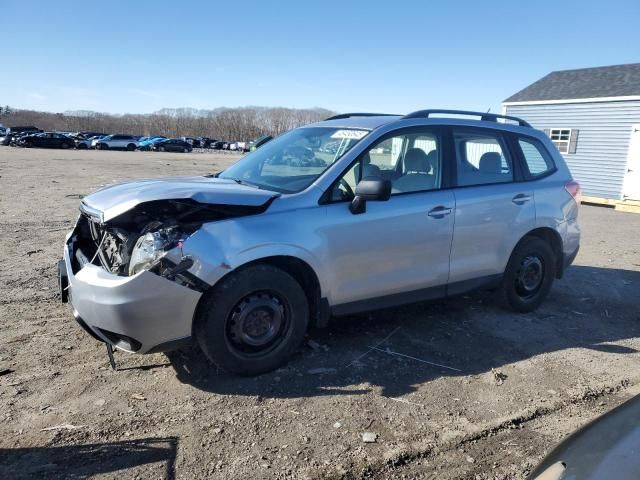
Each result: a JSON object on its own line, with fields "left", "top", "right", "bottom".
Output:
{"left": 1, "top": 105, "right": 335, "bottom": 141}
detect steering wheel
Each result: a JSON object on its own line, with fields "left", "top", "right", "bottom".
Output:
{"left": 339, "top": 178, "right": 355, "bottom": 199}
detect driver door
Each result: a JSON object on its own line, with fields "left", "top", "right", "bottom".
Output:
{"left": 320, "top": 127, "right": 455, "bottom": 311}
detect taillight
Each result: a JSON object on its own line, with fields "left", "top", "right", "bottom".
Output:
{"left": 565, "top": 180, "right": 582, "bottom": 205}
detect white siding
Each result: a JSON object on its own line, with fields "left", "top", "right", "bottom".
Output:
{"left": 504, "top": 100, "right": 640, "bottom": 199}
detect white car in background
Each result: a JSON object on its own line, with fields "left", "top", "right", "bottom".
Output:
{"left": 95, "top": 135, "right": 139, "bottom": 151}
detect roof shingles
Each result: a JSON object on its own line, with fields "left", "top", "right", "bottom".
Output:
{"left": 504, "top": 63, "right": 640, "bottom": 103}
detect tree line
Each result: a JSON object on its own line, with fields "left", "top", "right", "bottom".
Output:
{"left": 0, "top": 105, "right": 335, "bottom": 141}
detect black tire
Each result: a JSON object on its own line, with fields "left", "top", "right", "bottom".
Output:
{"left": 195, "top": 264, "right": 309, "bottom": 375}
{"left": 61, "top": 142, "right": 70, "bottom": 149}
{"left": 97, "top": 143, "right": 107, "bottom": 150}
{"left": 183, "top": 147, "right": 189, "bottom": 153}
{"left": 498, "top": 236, "right": 556, "bottom": 313}
{"left": 126, "top": 143, "right": 136, "bottom": 151}
{"left": 158, "top": 145, "right": 165, "bottom": 152}
{"left": 77, "top": 143, "right": 87, "bottom": 149}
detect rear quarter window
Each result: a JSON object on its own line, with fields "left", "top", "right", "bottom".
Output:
{"left": 518, "top": 137, "right": 556, "bottom": 178}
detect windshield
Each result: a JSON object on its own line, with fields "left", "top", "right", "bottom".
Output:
{"left": 218, "top": 127, "right": 368, "bottom": 193}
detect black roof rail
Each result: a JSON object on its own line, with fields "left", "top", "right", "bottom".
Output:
{"left": 401, "top": 109, "right": 531, "bottom": 127}
{"left": 324, "top": 112, "right": 400, "bottom": 120}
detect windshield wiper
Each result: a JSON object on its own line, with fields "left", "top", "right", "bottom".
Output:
{"left": 224, "top": 177, "right": 262, "bottom": 189}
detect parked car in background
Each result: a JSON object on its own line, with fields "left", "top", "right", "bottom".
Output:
{"left": 2, "top": 126, "right": 41, "bottom": 146}
{"left": 151, "top": 138, "right": 193, "bottom": 152}
{"left": 201, "top": 137, "right": 217, "bottom": 148}
{"left": 75, "top": 134, "right": 108, "bottom": 149}
{"left": 137, "top": 136, "right": 167, "bottom": 151}
{"left": 95, "top": 135, "right": 139, "bottom": 151}
{"left": 211, "top": 141, "right": 227, "bottom": 150}
{"left": 18, "top": 132, "right": 75, "bottom": 149}
{"left": 181, "top": 137, "right": 202, "bottom": 148}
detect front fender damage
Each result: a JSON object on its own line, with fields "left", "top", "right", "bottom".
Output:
{"left": 72, "top": 198, "right": 275, "bottom": 289}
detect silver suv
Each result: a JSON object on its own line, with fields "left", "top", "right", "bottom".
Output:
{"left": 95, "top": 134, "right": 138, "bottom": 151}
{"left": 59, "top": 110, "right": 581, "bottom": 375}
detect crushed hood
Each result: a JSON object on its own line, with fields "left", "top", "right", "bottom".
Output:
{"left": 81, "top": 176, "right": 279, "bottom": 222}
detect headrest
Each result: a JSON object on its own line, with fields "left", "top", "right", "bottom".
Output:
{"left": 479, "top": 152, "right": 502, "bottom": 173}
{"left": 404, "top": 148, "right": 430, "bottom": 173}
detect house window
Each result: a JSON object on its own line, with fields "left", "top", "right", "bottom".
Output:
{"left": 549, "top": 129, "right": 571, "bottom": 153}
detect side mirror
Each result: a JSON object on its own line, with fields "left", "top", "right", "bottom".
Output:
{"left": 349, "top": 177, "right": 392, "bottom": 214}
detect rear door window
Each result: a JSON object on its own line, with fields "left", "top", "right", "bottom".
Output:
{"left": 453, "top": 130, "right": 513, "bottom": 186}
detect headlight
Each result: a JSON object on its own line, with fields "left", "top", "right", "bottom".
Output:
{"left": 128, "top": 228, "right": 182, "bottom": 276}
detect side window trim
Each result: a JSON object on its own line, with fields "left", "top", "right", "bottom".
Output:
{"left": 319, "top": 125, "right": 450, "bottom": 204}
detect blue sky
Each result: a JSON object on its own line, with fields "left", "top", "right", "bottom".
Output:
{"left": 2, "top": 0, "right": 638, "bottom": 115}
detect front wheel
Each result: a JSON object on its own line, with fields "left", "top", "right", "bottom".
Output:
{"left": 195, "top": 264, "right": 309, "bottom": 375}
{"left": 498, "top": 236, "right": 556, "bottom": 312}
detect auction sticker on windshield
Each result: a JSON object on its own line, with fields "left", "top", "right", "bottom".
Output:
{"left": 330, "top": 130, "right": 368, "bottom": 140}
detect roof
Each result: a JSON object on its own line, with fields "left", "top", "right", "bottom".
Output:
{"left": 504, "top": 63, "right": 640, "bottom": 103}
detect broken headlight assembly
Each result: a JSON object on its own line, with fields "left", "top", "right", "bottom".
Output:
{"left": 128, "top": 228, "right": 184, "bottom": 276}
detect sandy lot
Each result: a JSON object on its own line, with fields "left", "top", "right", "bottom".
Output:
{"left": 1, "top": 146, "right": 640, "bottom": 479}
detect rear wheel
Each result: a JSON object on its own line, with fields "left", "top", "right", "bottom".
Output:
{"left": 158, "top": 145, "right": 165, "bottom": 152}
{"left": 195, "top": 264, "right": 309, "bottom": 375}
{"left": 98, "top": 143, "right": 107, "bottom": 150}
{"left": 498, "top": 236, "right": 556, "bottom": 312}
{"left": 126, "top": 143, "right": 136, "bottom": 151}
{"left": 61, "top": 142, "right": 70, "bottom": 149}
{"left": 183, "top": 147, "right": 189, "bottom": 153}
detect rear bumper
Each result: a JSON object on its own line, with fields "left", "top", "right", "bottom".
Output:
{"left": 62, "top": 233, "right": 201, "bottom": 353}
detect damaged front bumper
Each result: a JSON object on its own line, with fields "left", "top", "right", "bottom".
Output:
{"left": 61, "top": 228, "right": 202, "bottom": 354}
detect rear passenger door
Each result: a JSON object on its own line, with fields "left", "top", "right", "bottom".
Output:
{"left": 448, "top": 127, "right": 535, "bottom": 290}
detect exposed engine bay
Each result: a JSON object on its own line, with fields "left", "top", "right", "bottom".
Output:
{"left": 73, "top": 198, "right": 268, "bottom": 277}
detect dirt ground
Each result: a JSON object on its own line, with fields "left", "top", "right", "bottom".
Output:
{"left": 1, "top": 146, "right": 639, "bottom": 480}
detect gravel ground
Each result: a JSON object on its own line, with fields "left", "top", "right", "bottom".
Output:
{"left": 1, "top": 146, "right": 639, "bottom": 479}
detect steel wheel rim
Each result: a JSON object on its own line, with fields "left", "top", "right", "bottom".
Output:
{"left": 515, "top": 255, "right": 544, "bottom": 298}
{"left": 225, "top": 291, "right": 290, "bottom": 357}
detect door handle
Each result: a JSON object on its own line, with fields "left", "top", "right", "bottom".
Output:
{"left": 428, "top": 206, "right": 452, "bottom": 218}
{"left": 512, "top": 194, "right": 532, "bottom": 205}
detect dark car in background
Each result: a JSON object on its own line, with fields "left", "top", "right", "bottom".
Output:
{"left": 19, "top": 132, "right": 75, "bottom": 149}
{"left": 182, "top": 136, "right": 202, "bottom": 148}
{"left": 151, "top": 138, "right": 193, "bottom": 152}
{"left": 211, "top": 140, "right": 227, "bottom": 150}
{"left": 1, "top": 126, "right": 41, "bottom": 145}
{"left": 201, "top": 137, "right": 217, "bottom": 148}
